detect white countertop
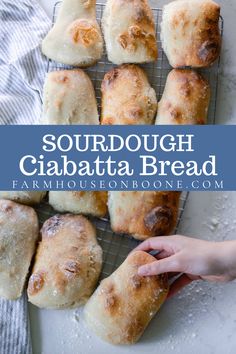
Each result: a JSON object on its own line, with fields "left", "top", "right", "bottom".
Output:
{"left": 30, "top": 1, "right": 236, "bottom": 353}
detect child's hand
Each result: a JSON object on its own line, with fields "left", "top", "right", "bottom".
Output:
{"left": 134, "top": 235, "right": 236, "bottom": 298}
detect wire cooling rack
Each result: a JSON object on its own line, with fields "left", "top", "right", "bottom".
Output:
{"left": 35, "top": 191, "right": 188, "bottom": 279}
{"left": 47, "top": 2, "right": 224, "bottom": 124}
{"left": 41, "top": 2, "right": 223, "bottom": 279}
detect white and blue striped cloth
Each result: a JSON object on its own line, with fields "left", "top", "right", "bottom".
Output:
{"left": 0, "top": 1, "right": 50, "bottom": 353}
{"left": 0, "top": 0, "right": 50, "bottom": 124}
{"left": 0, "top": 294, "right": 32, "bottom": 354}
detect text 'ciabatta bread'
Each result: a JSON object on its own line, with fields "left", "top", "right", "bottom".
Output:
{"left": 49, "top": 191, "right": 108, "bottom": 218}
{"left": 102, "top": 0, "right": 158, "bottom": 64}
{"left": 84, "top": 251, "right": 168, "bottom": 344}
{"left": 0, "top": 200, "right": 38, "bottom": 300}
{"left": 161, "top": 0, "right": 221, "bottom": 68}
{"left": 155, "top": 69, "right": 210, "bottom": 125}
{"left": 108, "top": 191, "right": 180, "bottom": 241}
{"left": 27, "top": 214, "right": 102, "bottom": 309}
{"left": 42, "top": 70, "right": 99, "bottom": 124}
{"left": 0, "top": 191, "right": 46, "bottom": 205}
{"left": 101, "top": 64, "right": 157, "bottom": 125}
{"left": 42, "top": 0, "right": 103, "bottom": 66}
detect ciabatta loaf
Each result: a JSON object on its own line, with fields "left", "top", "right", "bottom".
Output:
{"left": 84, "top": 251, "right": 168, "bottom": 344}
{"left": 0, "top": 200, "right": 38, "bottom": 300}
{"left": 155, "top": 69, "right": 210, "bottom": 125}
{"left": 42, "top": 70, "right": 99, "bottom": 124}
{"left": 28, "top": 214, "right": 102, "bottom": 309}
{"left": 161, "top": 0, "right": 221, "bottom": 68}
{"left": 101, "top": 64, "right": 157, "bottom": 125}
{"left": 42, "top": 0, "right": 103, "bottom": 66}
{"left": 108, "top": 191, "right": 180, "bottom": 241}
{"left": 102, "top": 0, "right": 157, "bottom": 64}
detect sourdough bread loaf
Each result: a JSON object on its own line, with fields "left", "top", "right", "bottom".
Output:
{"left": 27, "top": 214, "right": 102, "bottom": 309}
{"left": 102, "top": 0, "right": 157, "bottom": 64}
{"left": 42, "top": 0, "right": 103, "bottom": 66}
{"left": 84, "top": 251, "right": 168, "bottom": 344}
{"left": 161, "top": 0, "right": 221, "bottom": 68}
{"left": 0, "top": 200, "right": 39, "bottom": 300}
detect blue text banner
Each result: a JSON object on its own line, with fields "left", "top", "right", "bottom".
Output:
{"left": 0, "top": 125, "right": 235, "bottom": 191}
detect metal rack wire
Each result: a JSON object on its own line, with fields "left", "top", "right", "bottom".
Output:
{"left": 47, "top": 2, "right": 224, "bottom": 124}
{"left": 36, "top": 191, "right": 189, "bottom": 279}
{"left": 41, "top": 2, "right": 223, "bottom": 279}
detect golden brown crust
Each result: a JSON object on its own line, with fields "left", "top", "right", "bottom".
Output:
{"left": 144, "top": 206, "right": 173, "bottom": 235}
{"left": 161, "top": 0, "right": 221, "bottom": 68}
{"left": 71, "top": 191, "right": 107, "bottom": 215}
{"left": 81, "top": 0, "right": 95, "bottom": 10}
{"left": 108, "top": 191, "right": 181, "bottom": 240}
{"left": 156, "top": 69, "right": 210, "bottom": 125}
{"left": 195, "top": 1, "right": 221, "bottom": 67}
{"left": 28, "top": 272, "right": 45, "bottom": 296}
{"left": 118, "top": 23, "right": 157, "bottom": 59}
{"left": 84, "top": 251, "right": 169, "bottom": 344}
{"left": 102, "top": 0, "right": 157, "bottom": 64}
{"left": 68, "top": 19, "right": 101, "bottom": 46}
{"left": 101, "top": 64, "right": 157, "bottom": 125}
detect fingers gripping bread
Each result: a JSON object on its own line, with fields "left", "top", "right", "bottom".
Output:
{"left": 84, "top": 251, "right": 168, "bottom": 344}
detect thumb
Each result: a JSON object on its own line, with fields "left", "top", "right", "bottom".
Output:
{"left": 138, "top": 256, "right": 181, "bottom": 276}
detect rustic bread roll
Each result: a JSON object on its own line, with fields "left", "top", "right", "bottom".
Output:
{"left": 108, "top": 191, "right": 180, "bottom": 241}
{"left": 42, "top": 70, "right": 99, "bottom": 124}
{"left": 42, "top": 0, "right": 103, "bottom": 66}
{"left": 27, "top": 214, "right": 102, "bottom": 309}
{"left": 101, "top": 64, "right": 157, "bottom": 125}
{"left": 161, "top": 0, "right": 221, "bottom": 68}
{"left": 84, "top": 251, "right": 168, "bottom": 344}
{"left": 102, "top": 0, "right": 157, "bottom": 64}
{"left": 0, "top": 200, "right": 39, "bottom": 300}
{"left": 155, "top": 69, "right": 210, "bottom": 125}
{"left": 49, "top": 191, "right": 108, "bottom": 217}
{"left": 0, "top": 191, "right": 46, "bottom": 205}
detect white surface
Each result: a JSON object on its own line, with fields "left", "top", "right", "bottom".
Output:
{"left": 30, "top": 1, "right": 236, "bottom": 353}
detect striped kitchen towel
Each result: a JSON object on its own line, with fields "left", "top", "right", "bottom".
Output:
{"left": 0, "top": 0, "right": 50, "bottom": 124}
{"left": 0, "top": 1, "right": 50, "bottom": 353}
{"left": 0, "top": 294, "right": 32, "bottom": 354}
